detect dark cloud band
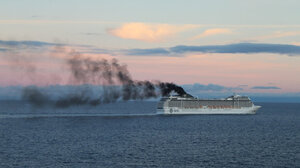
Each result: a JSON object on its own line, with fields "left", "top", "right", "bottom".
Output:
{"left": 169, "top": 43, "right": 300, "bottom": 55}
{"left": 0, "top": 40, "right": 62, "bottom": 47}
{"left": 251, "top": 86, "right": 281, "bottom": 90}
{"left": 1, "top": 40, "right": 300, "bottom": 56}
{"left": 126, "top": 43, "right": 300, "bottom": 56}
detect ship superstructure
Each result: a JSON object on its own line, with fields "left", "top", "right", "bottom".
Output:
{"left": 157, "top": 94, "right": 261, "bottom": 114}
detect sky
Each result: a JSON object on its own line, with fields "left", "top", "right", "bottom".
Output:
{"left": 1, "top": 0, "right": 300, "bottom": 96}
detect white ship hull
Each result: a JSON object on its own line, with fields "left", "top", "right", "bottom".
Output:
{"left": 156, "top": 105, "right": 261, "bottom": 115}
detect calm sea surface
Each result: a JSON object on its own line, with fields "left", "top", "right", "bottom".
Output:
{"left": 0, "top": 101, "right": 299, "bottom": 168}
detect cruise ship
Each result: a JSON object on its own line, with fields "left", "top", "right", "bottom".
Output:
{"left": 157, "top": 94, "right": 261, "bottom": 115}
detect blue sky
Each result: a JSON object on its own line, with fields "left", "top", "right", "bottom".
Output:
{"left": 1, "top": 0, "right": 300, "bottom": 48}
{"left": 1, "top": 0, "right": 300, "bottom": 24}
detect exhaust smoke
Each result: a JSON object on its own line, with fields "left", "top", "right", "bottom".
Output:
{"left": 21, "top": 49, "right": 188, "bottom": 107}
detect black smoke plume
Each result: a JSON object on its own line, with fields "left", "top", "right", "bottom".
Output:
{"left": 22, "top": 49, "right": 189, "bottom": 107}
{"left": 22, "top": 86, "right": 49, "bottom": 107}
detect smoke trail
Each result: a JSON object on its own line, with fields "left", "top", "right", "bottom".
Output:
{"left": 22, "top": 86, "right": 49, "bottom": 107}
{"left": 65, "top": 50, "right": 188, "bottom": 100}
{"left": 21, "top": 48, "right": 189, "bottom": 107}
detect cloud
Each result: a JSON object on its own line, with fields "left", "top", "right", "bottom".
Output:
{"left": 72, "top": 42, "right": 300, "bottom": 56}
{"left": 2, "top": 40, "right": 300, "bottom": 56}
{"left": 170, "top": 43, "right": 300, "bottom": 55}
{"left": 256, "top": 31, "right": 300, "bottom": 40}
{"left": 0, "top": 48, "right": 7, "bottom": 52}
{"left": 182, "top": 83, "right": 243, "bottom": 92}
{"left": 251, "top": 86, "right": 281, "bottom": 90}
{"left": 121, "top": 43, "right": 300, "bottom": 56}
{"left": 108, "top": 22, "right": 198, "bottom": 42}
{"left": 0, "top": 40, "right": 63, "bottom": 47}
{"left": 192, "top": 28, "right": 232, "bottom": 39}
{"left": 0, "top": 40, "right": 64, "bottom": 55}
{"left": 0, "top": 40, "right": 94, "bottom": 55}
{"left": 124, "top": 48, "right": 170, "bottom": 56}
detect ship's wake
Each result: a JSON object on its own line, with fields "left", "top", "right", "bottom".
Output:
{"left": 0, "top": 113, "right": 157, "bottom": 119}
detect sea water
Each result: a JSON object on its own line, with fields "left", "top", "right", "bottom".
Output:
{"left": 0, "top": 101, "right": 299, "bottom": 167}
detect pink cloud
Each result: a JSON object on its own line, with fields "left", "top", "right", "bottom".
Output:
{"left": 192, "top": 28, "right": 232, "bottom": 40}
{"left": 252, "top": 31, "right": 300, "bottom": 41}
{"left": 108, "top": 22, "right": 198, "bottom": 42}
